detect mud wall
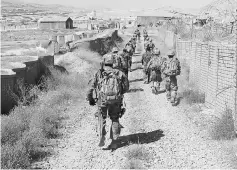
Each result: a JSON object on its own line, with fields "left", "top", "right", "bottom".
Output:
{"left": 1, "top": 55, "right": 54, "bottom": 114}
{"left": 1, "top": 29, "right": 116, "bottom": 114}
{"left": 89, "top": 29, "right": 122, "bottom": 55}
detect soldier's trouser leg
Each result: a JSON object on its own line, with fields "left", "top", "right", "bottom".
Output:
{"left": 99, "top": 106, "right": 108, "bottom": 136}
{"left": 170, "top": 76, "right": 178, "bottom": 104}
{"left": 129, "top": 60, "right": 132, "bottom": 72}
{"left": 108, "top": 103, "right": 122, "bottom": 140}
{"left": 123, "top": 69, "right": 128, "bottom": 77}
{"left": 147, "top": 70, "right": 150, "bottom": 83}
{"left": 143, "top": 68, "right": 148, "bottom": 82}
{"left": 165, "top": 78, "right": 171, "bottom": 100}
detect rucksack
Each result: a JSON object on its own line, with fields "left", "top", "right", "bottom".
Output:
{"left": 164, "top": 58, "right": 181, "bottom": 76}
{"left": 112, "top": 53, "right": 123, "bottom": 70}
{"left": 120, "top": 53, "right": 130, "bottom": 69}
{"left": 126, "top": 46, "right": 133, "bottom": 56}
{"left": 99, "top": 70, "right": 123, "bottom": 104}
{"left": 150, "top": 58, "right": 163, "bottom": 71}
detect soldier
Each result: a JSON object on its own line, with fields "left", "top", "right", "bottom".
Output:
{"left": 143, "top": 31, "right": 148, "bottom": 41}
{"left": 147, "top": 48, "right": 164, "bottom": 94}
{"left": 86, "top": 56, "right": 129, "bottom": 150}
{"left": 148, "top": 39, "right": 155, "bottom": 51}
{"left": 141, "top": 46, "right": 153, "bottom": 84}
{"left": 144, "top": 37, "right": 150, "bottom": 51}
{"left": 131, "top": 37, "right": 137, "bottom": 50}
{"left": 126, "top": 40, "right": 135, "bottom": 54}
{"left": 143, "top": 29, "right": 147, "bottom": 34}
{"left": 103, "top": 47, "right": 123, "bottom": 72}
{"left": 118, "top": 48, "right": 131, "bottom": 77}
{"left": 132, "top": 34, "right": 137, "bottom": 41}
{"left": 162, "top": 49, "right": 181, "bottom": 106}
{"left": 134, "top": 28, "right": 141, "bottom": 41}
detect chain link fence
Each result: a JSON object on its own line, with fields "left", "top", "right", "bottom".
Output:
{"left": 176, "top": 38, "right": 237, "bottom": 126}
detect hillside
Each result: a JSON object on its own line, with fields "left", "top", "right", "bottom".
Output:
{"left": 199, "top": 0, "right": 237, "bottom": 20}
{"left": 1, "top": 0, "right": 88, "bottom": 18}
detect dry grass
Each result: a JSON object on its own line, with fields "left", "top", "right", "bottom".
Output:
{"left": 178, "top": 57, "right": 235, "bottom": 141}
{"left": 1, "top": 46, "right": 47, "bottom": 56}
{"left": 178, "top": 59, "right": 205, "bottom": 105}
{"left": 123, "top": 145, "right": 151, "bottom": 169}
{"left": 210, "top": 108, "right": 236, "bottom": 140}
{"left": 1, "top": 49, "right": 99, "bottom": 169}
{"left": 181, "top": 88, "right": 205, "bottom": 105}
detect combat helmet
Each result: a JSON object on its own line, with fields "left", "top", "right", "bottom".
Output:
{"left": 103, "top": 54, "right": 114, "bottom": 65}
{"left": 112, "top": 47, "right": 119, "bottom": 53}
{"left": 167, "top": 49, "right": 175, "bottom": 56}
{"left": 153, "top": 48, "right": 160, "bottom": 55}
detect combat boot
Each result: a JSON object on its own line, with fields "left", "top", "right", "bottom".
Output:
{"left": 98, "top": 135, "right": 106, "bottom": 147}
{"left": 166, "top": 91, "right": 171, "bottom": 101}
{"left": 151, "top": 86, "right": 156, "bottom": 94}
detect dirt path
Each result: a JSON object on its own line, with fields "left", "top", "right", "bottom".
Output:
{"left": 33, "top": 33, "right": 237, "bottom": 169}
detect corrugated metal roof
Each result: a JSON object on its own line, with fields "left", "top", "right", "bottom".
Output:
{"left": 38, "top": 16, "right": 71, "bottom": 23}
{"left": 137, "top": 10, "right": 174, "bottom": 18}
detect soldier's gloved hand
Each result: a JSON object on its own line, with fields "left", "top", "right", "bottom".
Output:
{"left": 89, "top": 98, "right": 96, "bottom": 106}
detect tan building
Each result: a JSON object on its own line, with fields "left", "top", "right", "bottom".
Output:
{"left": 137, "top": 10, "right": 174, "bottom": 26}
{"left": 38, "top": 17, "right": 73, "bottom": 29}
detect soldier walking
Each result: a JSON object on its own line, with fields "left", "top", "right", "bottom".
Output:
{"left": 147, "top": 48, "right": 164, "bottom": 94}
{"left": 162, "top": 49, "right": 181, "bottom": 106}
{"left": 142, "top": 46, "right": 153, "bottom": 84}
{"left": 118, "top": 48, "right": 132, "bottom": 77}
{"left": 86, "top": 56, "right": 129, "bottom": 150}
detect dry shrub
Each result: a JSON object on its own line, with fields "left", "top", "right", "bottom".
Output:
{"left": 210, "top": 108, "right": 236, "bottom": 140}
{"left": 181, "top": 87, "right": 205, "bottom": 105}
{"left": 178, "top": 59, "right": 205, "bottom": 105}
{"left": 1, "top": 60, "right": 97, "bottom": 169}
{"left": 124, "top": 145, "right": 150, "bottom": 169}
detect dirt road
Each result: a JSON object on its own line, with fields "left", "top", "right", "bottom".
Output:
{"left": 33, "top": 33, "right": 237, "bottom": 169}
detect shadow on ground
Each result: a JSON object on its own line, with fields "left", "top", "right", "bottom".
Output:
{"left": 152, "top": 89, "right": 166, "bottom": 95}
{"left": 131, "top": 66, "right": 143, "bottom": 72}
{"left": 132, "top": 61, "right": 142, "bottom": 64}
{"left": 116, "top": 129, "right": 164, "bottom": 149}
{"left": 129, "top": 78, "right": 144, "bottom": 83}
{"left": 127, "top": 88, "right": 144, "bottom": 93}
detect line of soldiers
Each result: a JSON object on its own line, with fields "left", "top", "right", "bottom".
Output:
{"left": 133, "top": 28, "right": 141, "bottom": 41}
{"left": 86, "top": 28, "right": 181, "bottom": 150}
{"left": 141, "top": 30, "right": 181, "bottom": 106}
{"left": 86, "top": 31, "right": 138, "bottom": 150}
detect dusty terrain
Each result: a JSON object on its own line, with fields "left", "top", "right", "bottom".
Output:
{"left": 31, "top": 29, "right": 237, "bottom": 169}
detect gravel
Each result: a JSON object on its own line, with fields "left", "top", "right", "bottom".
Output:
{"left": 32, "top": 32, "right": 237, "bottom": 169}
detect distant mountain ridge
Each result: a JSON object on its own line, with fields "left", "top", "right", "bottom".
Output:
{"left": 1, "top": 0, "right": 88, "bottom": 15}
{"left": 199, "top": 0, "right": 237, "bottom": 18}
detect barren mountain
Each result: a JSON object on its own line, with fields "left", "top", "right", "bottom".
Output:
{"left": 199, "top": 0, "right": 237, "bottom": 19}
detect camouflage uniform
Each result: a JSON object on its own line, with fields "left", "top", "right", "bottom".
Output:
{"left": 119, "top": 49, "right": 132, "bottom": 77}
{"left": 143, "top": 32, "right": 148, "bottom": 41}
{"left": 143, "top": 29, "right": 147, "bottom": 34}
{"left": 126, "top": 41, "right": 135, "bottom": 54}
{"left": 162, "top": 49, "right": 181, "bottom": 106}
{"left": 147, "top": 48, "right": 164, "bottom": 93}
{"left": 87, "top": 58, "right": 129, "bottom": 149}
{"left": 131, "top": 38, "right": 137, "bottom": 50}
{"left": 143, "top": 29, "right": 148, "bottom": 41}
{"left": 103, "top": 47, "right": 123, "bottom": 72}
{"left": 134, "top": 29, "right": 140, "bottom": 41}
{"left": 148, "top": 39, "right": 155, "bottom": 52}
{"left": 141, "top": 47, "right": 153, "bottom": 84}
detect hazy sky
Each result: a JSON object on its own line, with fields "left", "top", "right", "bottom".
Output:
{"left": 21, "top": 0, "right": 214, "bottom": 9}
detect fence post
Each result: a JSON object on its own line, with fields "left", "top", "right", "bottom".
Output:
{"left": 216, "top": 48, "right": 220, "bottom": 98}
{"left": 234, "top": 9, "right": 237, "bottom": 133}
